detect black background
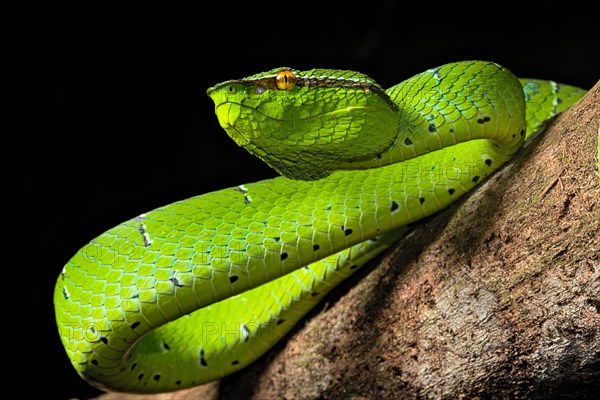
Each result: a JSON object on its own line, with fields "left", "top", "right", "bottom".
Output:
{"left": 10, "top": 3, "right": 598, "bottom": 399}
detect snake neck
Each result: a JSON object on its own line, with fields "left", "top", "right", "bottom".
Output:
{"left": 336, "top": 62, "right": 527, "bottom": 173}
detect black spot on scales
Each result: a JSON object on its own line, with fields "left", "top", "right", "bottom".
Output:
{"left": 472, "top": 176, "right": 480, "bottom": 183}
{"left": 448, "top": 188, "right": 455, "bottom": 195}
{"left": 343, "top": 227, "right": 353, "bottom": 236}
{"left": 130, "top": 321, "right": 140, "bottom": 329}
{"left": 276, "top": 319, "right": 285, "bottom": 325}
{"left": 172, "top": 277, "right": 184, "bottom": 287}
{"left": 175, "top": 380, "right": 182, "bottom": 385}
{"left": 350, "top": 264, "right": 359, "bottom": 270}
{"left": 153, "top": 374, "right": 161, "bottom": 382}
{"left": 137, "top": 224, "right": 151, "bottom": 247}
{"left": 138, "top": 373, "right": 144, "bottom": 381}
{"left": 477, "top": 116, "right": 491, "bottom": 124}
{"left": 280, "top": 252, "right": 288, "bottom": 260}
{"left": 229, "top": 275, "right": 239, "bottom": 284}
{"left": 199, "top": 349, "right": 208, "bottom": 367}
{"left": 520, "top": 129, "right": 525, "bottom": 136}
{"left": 313, "top": 244, "right": 320, "bottom": 251}
{"left": 163, "top": 342, "right": 170, "bottom": 351}
{"left": 232, "top": 360, "right": 240, "bottom": 365}
{"left": 91, "top": 359, "right": 98, "bottom": 366}
{"left": 311, "top": 291, "right": 319, "bottom": 297}
{"left": 131, "top": 362, "right": 137, "bottom": 371}
{"left": 419, "top": 197, "right": 425, "bottom": 205}
{"left": 100, "top": 336, "right": 108, "bottom": 345}
{"left": 242, "top": 324, "right": 251, "bottom": 342}
{"left": 428, "top": 124, "right": 437, "bottom": 132}
{"left": 404, "top": 137, "right": 413, "bottom": 146}
{"left": 484, "top": 158, "right": 492, "bottom": 166}
{"left": 391, "top": 201, "right": 399, "bottom": 212}
{"left": 234, "top": 185, "right": 251, "bottom": 204}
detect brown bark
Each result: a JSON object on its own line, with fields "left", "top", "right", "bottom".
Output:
{"left": 95, "top": 81, "right": 600, "bottom": 400}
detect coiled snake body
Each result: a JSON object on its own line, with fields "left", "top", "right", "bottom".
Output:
{"left": 54, "top": 61, "right": 586, "bottom": 393}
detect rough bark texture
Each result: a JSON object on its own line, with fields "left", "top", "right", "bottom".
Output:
{"left": 95, "top": 81, "right": 599, "bottom": 400}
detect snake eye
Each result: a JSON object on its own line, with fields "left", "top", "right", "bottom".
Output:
{"left": 275, "top": 70, "right": 296, "bottom": 90}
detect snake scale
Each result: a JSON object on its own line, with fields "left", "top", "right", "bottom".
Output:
{"left": 54, "top": 60, "right": 586, "bottom": 393}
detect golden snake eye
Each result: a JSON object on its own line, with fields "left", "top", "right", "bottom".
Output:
{"left": 275, "top": 70, "right": 296, "bottom": 90}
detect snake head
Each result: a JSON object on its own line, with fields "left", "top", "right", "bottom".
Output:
{"left": 207, "top": 67, "right": 399, "bottom": 180}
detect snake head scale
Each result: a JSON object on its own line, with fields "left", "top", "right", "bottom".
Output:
{"left": 207, "top": 67, "right": 400, "bottom": 180}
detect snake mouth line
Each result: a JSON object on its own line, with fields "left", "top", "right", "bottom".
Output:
{"left": 217, "top": 101, "right": 367, "bottom": 124}
{"left": 230, "top": 125, "right": 251, "bottom": 145}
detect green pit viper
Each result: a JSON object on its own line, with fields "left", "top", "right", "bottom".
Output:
{"left": 54, "top": 60, "right": 587, "bottom": 393}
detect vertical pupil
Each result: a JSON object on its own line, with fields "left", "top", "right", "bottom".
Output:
{"left": 276, "top": 71, "right": 294, "bottom": 90}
